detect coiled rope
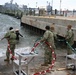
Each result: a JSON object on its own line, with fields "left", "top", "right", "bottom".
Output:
{"left": 8, "top": 39, "right": 56, "bottom": 75}
{"left": 58, "top": 39, "right": 76, "bottom": 53}
{"left": 31, "top": 41, "right": 56, "bottom": 75}
{"left": 7, "top": 41, "right": 17, "bottom": 60}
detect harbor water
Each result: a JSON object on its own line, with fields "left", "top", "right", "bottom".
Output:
{"left": 0, "top": 14, "right": 69, "bottom": 75}
{"left": 0, "top": 13, "right": 41, "bottom": 53}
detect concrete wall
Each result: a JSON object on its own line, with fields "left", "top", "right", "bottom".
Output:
{"left": 21, "top": 15, "right": 76, "bottom": 41}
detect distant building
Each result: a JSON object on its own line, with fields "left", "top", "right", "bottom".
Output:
{"left": 0, "top": 5, "right": 5, "bottom": 13}
{"left": 23, "top": 5, "right": 27, "bottom": 10}
{"left": 46, "top": 2, "right": 52, "bottom": 15}
{"left": 39, "top": 6, "right": 46, "bottom": 16}
{"left": 4, "top": 2, "right": 18, "bottom": 10}
{"left": 18, "top": 5, "right": 28, "bottom": 13}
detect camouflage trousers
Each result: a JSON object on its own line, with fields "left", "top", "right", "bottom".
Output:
{"left": 67, "top": 46, "right": 73, "bottom": 55}
{"left": 44, "top": 45, "right": 52, "bottom": 64}
{"left": 6, "top": 44, "right": 16, "bottom": 59}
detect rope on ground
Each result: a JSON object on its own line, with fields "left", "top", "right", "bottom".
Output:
{"left": 58, "top": 39, "right": 76, "bottom": 53}
{"left": 8, "top": 38, "right": 56, "bottom": 75}
{"left": 7, "top": 41, "right": 17, "bottom": 60}
{"left": 66, "top": 41, "right": 76, "bottom": 53}
{"left": 32, "top": 41, "right": 56, "bottom": 75}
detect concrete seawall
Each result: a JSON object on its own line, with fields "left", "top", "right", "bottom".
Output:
{"left": 21, "top": 15, "right": 76, "bottom": 41}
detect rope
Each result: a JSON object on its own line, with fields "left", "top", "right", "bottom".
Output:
{"left": 58, "top": 39, "right": 76, "bottom": 53}
{"left": 33, "top": 37, "right": 42, "bottom": 47}
{"left": 30, "top": 36, "right": 56, "bottom": 75}
{"left": 8, "top": 38, "right": 56, "bottom": 75}
{"left": 66, "top": 41, "right": 76, "bottom": 53}
{"left": 31, "top": 41, "right": 56, "bottom": 75}
{"left": 7, "top": 41, "right": 17, "bottom": 60}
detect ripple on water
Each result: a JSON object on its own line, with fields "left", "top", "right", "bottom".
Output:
{"left": 0, "top": 14, "right": 42, "bottom": 53}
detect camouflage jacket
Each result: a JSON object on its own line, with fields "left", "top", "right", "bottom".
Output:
{"left": 4, "top": 31, "right": 16, "bottom": 44}
{"left": 65, "top": 29, "right": 74, "bottom": 45}
{"left": 41, "top": 30, "right": 55, "bottom": 48}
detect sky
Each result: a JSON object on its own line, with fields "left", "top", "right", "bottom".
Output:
{"left": 0, "top": 0, "right": 76, "bottom": 10}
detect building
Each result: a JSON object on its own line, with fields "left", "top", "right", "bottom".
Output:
{"left": 46, "top": 2, "right": 52, "bottom": 15}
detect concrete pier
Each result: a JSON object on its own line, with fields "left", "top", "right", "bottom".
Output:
{"left": 21, "top": 15, "right": 76, "bottom": 41}
{"left": 0, "top": 48, "right": 70, "bottom": 75}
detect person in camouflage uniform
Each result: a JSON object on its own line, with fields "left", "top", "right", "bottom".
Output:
{"left": 15, "top": 29, "right": 23, "bottom": 43}
{"left": 50, "top": 26, "right": 57, "bottom": 40}
{"left": 40, "top": 26, "right": 55, "bottom": 66}
{"left": 50, "top": 26, "right": 57, "bottom": 48}
{"left": 1, "top": 27, "right": 16, "bottom": 62}
{"left": 65, "top": 25, "right": 74, "bottom": 55}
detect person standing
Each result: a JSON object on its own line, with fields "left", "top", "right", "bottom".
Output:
{"left": 15, "top": 29, "right": 23, "bottom": 43}
{"left": 65, "top": 25, "right": 74, "bottom": 55}
{"left": 50, "top": 26, "right": 57, "bottom": 40}
{"left": 40, "top": 26, "right": 55, "bottom": 66}
{"left": 50, "top": 26, "right": 57, "bottom": 48}
{"left": 1, "top": 27, "right": 16, "bottom": 62}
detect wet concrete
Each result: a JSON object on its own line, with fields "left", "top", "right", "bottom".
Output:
{"left": 0, "top": 14, "right": 75, "bottom": 75}
{"left": 0, "top": 47, "right": 75, "bottom": 75}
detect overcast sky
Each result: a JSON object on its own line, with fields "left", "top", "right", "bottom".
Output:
{"left": 0, "top": 0, "right": 76, "bottom": 10}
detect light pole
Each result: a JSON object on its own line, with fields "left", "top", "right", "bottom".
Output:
{"left": 60, "top": 0, "right": 62, "bottom": 15}
{"left": 51, "top": 0, "right": 53, "bottom": 10}
{"left": 47, "top": 1, "right": 48, "bottom": 5}
{"left": 36, "top": 2, "right": 38, "bottom": 8}
{"left": 28, "top": 3, "right": 29, "bottom": 15}
{"left": 51, "top": 0, "right": 53, "bottom": 14}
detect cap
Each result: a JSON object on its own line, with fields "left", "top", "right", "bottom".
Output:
{"left": 16, "top": 29, "right": 19, "bottom": 31}
{"left": 9, "top": 27, "right": 13, "bottom": 30}
{"left": 50, "top": 26, "right": 54, "bottom": 30}
{"left": 67, "top": 25, "right": 72, "bottom": 29}
{"left": 45, "top": 26, "right": 50, "bottom": 30}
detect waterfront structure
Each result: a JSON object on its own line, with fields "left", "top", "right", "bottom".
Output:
{"left": 4, "top": 2, "right": 18, "bottom": 10}
{"left": 21, "top": 15, "right": 76, "bottom": 46}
